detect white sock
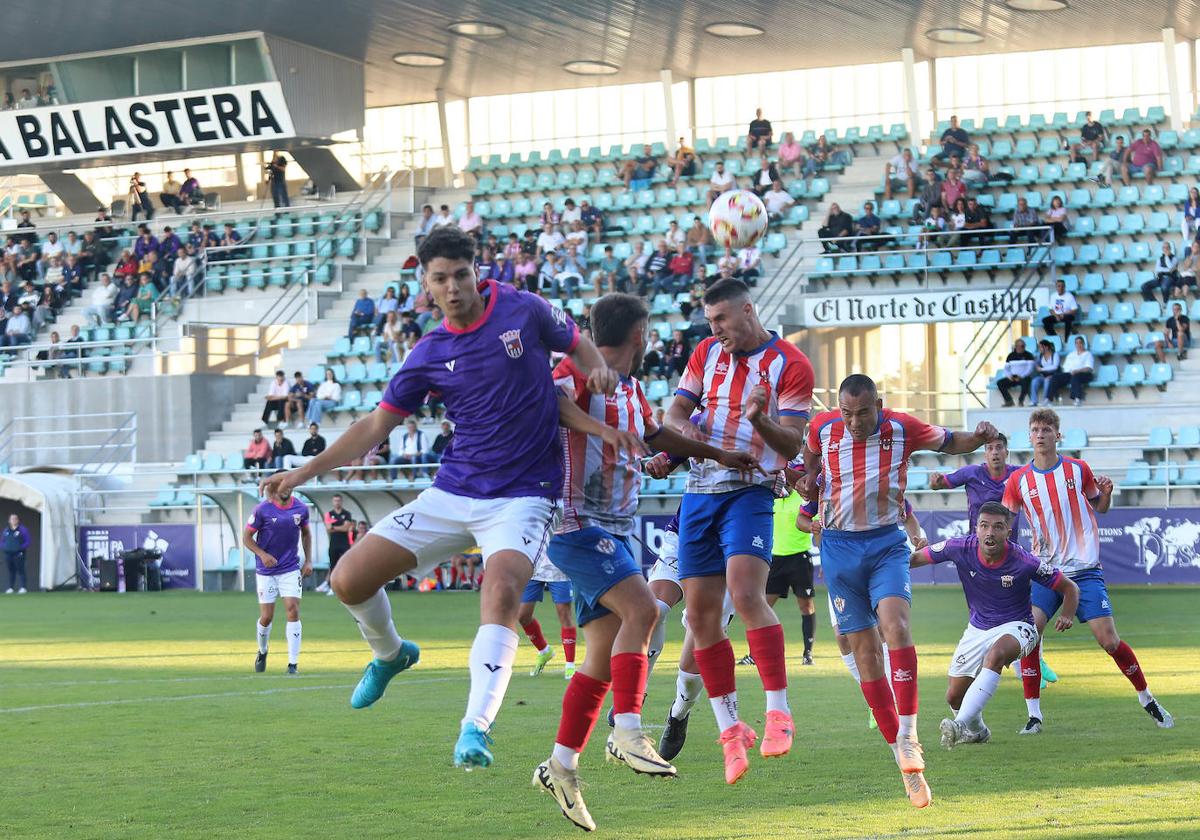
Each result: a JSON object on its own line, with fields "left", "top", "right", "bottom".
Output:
{"left": 881, "top": 642, "right": 891, "bottom": 685}
{"left": 765, "top": 689, "right": 790, "bottom": 714}
{"left": 646, "top": 599, "right": 672, "bottom": 677}
{"left": 286, "top": 620, "right": 302, "bottom": 665}
{"left": 462, "top": 624, "right": 519, "bottom": 730}
{"left": 256, "top": 621, "right": 271, "bottom": 654}
{"left": 538, "top": 645, "right": 551, "bottom": 655}
{"left": 614, "top": 712, "right": 642, "bottom": 729}
{"left": 840, "top": 652, "right": 861, "bottom": 683}
{"left": 670, "top": 670, "right": 704, "bottom": 719}
{"left": 709, "top": 690, "right": 739, "bottom": 732}
{"left": 1027, "top": 697, "right": 1043, "bottom": 719}
{"left": 1137, "top": 689, "right": 1153, "bottom": 706}
{"left": 956, "top": 668, "right": 1000, "bottom": 727}
{"left": 343, "top": 589, "right": 403, "bottom": 661}
{"left": 551, "top": 743, "right": 579, "bottom": 771}
{"left": 898, "top": 714, "right": 917, "bottom": 740}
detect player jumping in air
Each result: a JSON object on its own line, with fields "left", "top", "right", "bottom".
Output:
{"left": 534, "top": 293, "right": 761, "bottom": 831}
{"left": 909, "top": 502, "right": 1079, "bottom": 748}
{"left": 1002, "top": 408, "right": 1174, "bottom": 733}
{"left": 263, "top": 226, "right": 621, "bottom": 771}
{"left": 665, "top": 278, "right": 814, "bottom": 785}
{"left": 802, "top": 374, "right": 998, "bottom": 808}
{"left": 244, "top": 481, "right": 313, "bottom": 675}
{"left": 519, "top": 552, "right": 577, "bottom": 678}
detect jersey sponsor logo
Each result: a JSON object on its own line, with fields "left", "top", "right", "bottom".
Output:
{"left": 955, "top": 654, "right": 968, "bottom": 665}
{"left": 391, "top": 513, "right": 415, "bottom": 530}
{"left": 714, "top": 361, "right": 729, "bottom": 375}
{"left": 1027, "top": 486, "right": 1039, "bottom": 499}
{"left": 445, "top": 359, "right": 456, "bottom": 372}
{"left": 969, "top": 570, "right": 977, "bottom": 577}
{"left": 1001, "top": 574, "right": 1014, "bottom": 588}
{"left": 892, "top": 668, "right": 913, "bottom": 682}
{"left": 499, "top": 328, "right": 524, "bottom": 359}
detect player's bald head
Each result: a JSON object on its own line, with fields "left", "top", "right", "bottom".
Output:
{"left": 839, "top": 374, "right": 878, "bottom": 401}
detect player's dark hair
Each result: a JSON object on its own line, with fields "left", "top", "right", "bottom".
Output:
{"left": 591, "top": 293, "right": 648, "bottom": 347}
{"left": 978, "top": 501, "right": 1012, "bottom": 521}
{"left": 995, "top": 431, "right": 1008, "bottom": 447}
{"left": 417, "top": 226, "right": 475, "bottom": 267}
{"left": 702, "top": 278, "right": 751, "bottom": 306}
{"left": 838, "top": 374, "right": 878, "bottom": 400}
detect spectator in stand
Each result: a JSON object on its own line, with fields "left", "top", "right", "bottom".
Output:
{"left": 1095, "top": 135, "right": 1128, "bottom": 187}
{"left": 884, "top": 148, "right": 919, "bottom": 200}
{"left": 160, "top": 171, "right": 184, "bottom": 214}
{"left": 1145, "top": 241, "right": 1179, "bottom": 304}
{"left": 261, "top": 369, "right": 289, "bottom": 426}
{"left": 665, "top": 328, "right": 690, "bottom": 377}
{"left": 1182, "top": 187, "right": 1200, "bottom": 242}
{"left": 643, "top": 329, "right": 665, "bottom": 376}
{"left": 666, "top": 137, "right": 697, "bottom": 187}
{"left": 940, "top": 168, "right": 967, "bottom": 210}
{"left": 271, "top": 428, "right": 296, "bottom": 470}
{"left": 133, "top": 226, "right": 158, "bottom": 262}
{"left": 996, "top": 338, "right": 1036, "bottom": 407}
{"left": 283, "top": 423, "right": 326, "bottom": 470}
{"left": 457, "top": 200, "right": 483, "bottom": 238}
{"left": 14, "top": 240, "right": 37, "bottom": 282}
{"left": 590, "top": 245, "right": 627, "bottom": 294}
{"left": 42, "top": 257, "right": 64, "bottom": 297}
{"left": 1128, "top": 128, "right": 1163, "bottom": 184}
{"left": 1053, "top": 336, "right": 1095, "bottom": 406}
{"left": 377, "top": 310, "right": 403, "bottom": 364}
{"left": 777, "top": 131, "right": 804, "bottom": 178}
{"left": 919, "top": 205, "right": 947, "bottom": 249}
{"left": 565, "top": 220, "right": 588, "bottom": 260}
{"left": 62, "top": 230, "right": 81, "bottom": 261}
{"left": 625, "top": 144, "right": 658, "bottom": 192}
{"left": 537, "top": 252, "right": 558, "bottom": 295}
{"left": 128, "top": 172, "right": 154, "bottom": 221}
{"left": 1011, "top": 197, "right": 1041, "bottom": 244}
{"left": 818, "top": 203, "right": 854, "bottom": 253}
{"left": 220, "top": 223, "right": 243, "bottom": 260}
{"left": 539, "top": 201, "right": 561, "bottom": 231}
{"left": 171, "top": 245, "right": 199, "bottom": 297}
{"left": 915, "top": 168, "right": 942, "bottom": 220}
{"left": 762, "top": 179, "right": 795, "bottom": 224}
{"left": 84, "top": 274, "right": 117, "bottom": 324}
{"left": 746, "top": 108, "right": 773, "bottom": 153}
{"left": 936, "top": 115, "right": 970, "bottom": 166}
{"left": 751, "top": 155, "right": 782, "bottom": 197}
{"left": 430, "top": 420, "right": 454, "bottom": 464}
{"left": 79, "top": 231, "right": 103, "bottom": 281}
{"left": 159, "top": 226, "right": 181, "bottom": 265}
{"left": 1175, "top": 241, "right": 1199, "bottom": 298}
{"left": 129, "top": 274, "right": 157, "bottom": 321}
{"left": 348, "top": 288, "right": 375, "bottom": 339}
{"left": 1074, "top": 112, "right": 1108, "bottom": 160}
{"left": 624, "top": 241, "right": 649, "bottom": 291}
{"left": 242, "top": 429, "right": 271, "bottom": 471}
{"left": 686, "top": 216, "right": 715, "bottom": 267}
{"left": 854, "top": 201, "right": 882, "bottom": 252}
{"left": 805, "top": 135, "right": 849, "bottom": 176}
{"left": 38, "top": 231, "right": 63, "bottom": 279}
{"left": 947, "top": 197, "right": 969, "bottom": 246}
{"left": 663, "top": 219, "right": 685, "bottom": 251}
{"left": 432, "top": 204, "right": 455, "bottom": 229}
{"left": 305, "top": 369, "right": 342, "bottom": 425}
{"left": 112, "top": 274, "right": 138, "bottom": 319}
{"left": 285, "top": 371, "right": 313, "bottom": 426}
{"left": 641, "top": 241, "right": 672, "bottom": 295}
{"left": 392, "top": 417, "right": 429, "bottom": 478}
{"left": 735, "top": 243, "right": 762, "bottom": 285}
{"left": 961, "top": 144, "right": 990, "bottom": 187}
{"left": 62, "top": 254, "right": 84, "bottom": 296}
{"left": 961, "top": 197, "right": 992, "bottom": 248}
{"left": 375, "top": 285, "right": 400, "bottom": 332}
{"left": 579, "top": 199, "right": 603, "bottom": 239}
{"left": 560, "top": 198, "right": 582, "bottom": 229}
{"left": 1, "top": 304, "right": 32, "bottom": 353}
{"left": 707, "top": 160, "right": 736, "bottom": 204}
{"left": 668, "top": 243, "right": 695, "bottom": 291}
{"left": 555, "top": 247, "right": 585, "bottom": 297}
{"left": 415, "top": 204, "right": 435, "bottom": 248}
{"left": 25, "top": 281, "right": 53, "bottom": 331}
{"left": 536, "top": 221, "right": 564, "bottom": 258}
{"left": 1166, "top": 301, "right": 1191, "bottom": 359}
{"left": 1041, "top": 195, "right": 1069, "bottom": 241}
{"left": 398, "top": 310, "right": 422, "bottom": 350}
{"left": 36, "top": 330, "right": 71, "bottom": 379}
{"left": 2, "top": 513, "right": 30, "bottom": 594}
{"left": 1042, "top": 278, "right": 1078, "bottom": 342}
{"left": 513, "top": 251, "right": 538, "bottom": 290}
{"left": 422, "top": 305, "right": 444, "bottom": 336}
{"left": 179, "top": 168, "right": 201, "bottom": 208}
{"left": 267, "top": 154, "right": 289, "bottom": 207}
{"left": 1029, "top": 339, "right": 1061, "bottom": 406}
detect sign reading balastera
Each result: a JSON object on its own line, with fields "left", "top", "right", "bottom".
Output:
{"left": 802, "top": 288, "right": 1041, "bottom": 328}
{"left": 0, "top": 82, "right": 296, "bottom": 166}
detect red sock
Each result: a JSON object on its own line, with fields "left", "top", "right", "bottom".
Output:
{"left": 693, "top": 638, "right": 737, "bottom": 698}
{"left": 521, "top": 619, "right": 548, "bottom": 651}
{"left": 861, "top": 677, "right": 900, "bottom": 744}
{"left": 746, "top": 623, "right": 788, "bottom": 691}
{"left": 1109, "top": 641, "right": 1148, "bottom": 691}
{"left": 561, "top": 626, "right": 577, "bottom": 664}
{"left": 1019, "top": 652, "right": 1041, "bottom": 699}
{"left": 555, "top": 672, "right": 610, "bottom": 751}
{"left": 889, "top": 645, "right": 919, "bottom": 716}
{"left": 611, "top": 652, "right": 649, "bottom": 715}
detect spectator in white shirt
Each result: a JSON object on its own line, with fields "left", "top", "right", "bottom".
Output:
{"left": 624, "top": 242, "right": 649, "bottom": 291}
{"left": 734, "top": 245, "right": 761, "bottom": 286}
{"left": 262, "top": 370, "right": 290, "bottom": 426}
{"left": 664, "top": 220, "right": 686, "bottom": 250}
{"left": 0, "top": 304, "right": 32, "bottom": 352}
{"left": 392, "top": 417, "right": 430, "bottom": 477}
{"left": 564, "top": 220, "right": 588, "bottom": 260}
{"left": 1053, "top": 336, "right": 1095, "bottom": 406}
{"left": 762, "top": 180, "right": 795, "bottom": 223}
{"left": 536, "top": 222, "right": 565, "bottom": 258}
{"left": 883, "top": 148, "right": 919, "bottom": 200}
{"left": 707, "top": 161, "right": 736, "bottom": 204}
{"left": 38, "top": 232, "right": 64, "bottom": 280}
{"left": 1029, "top": 339, "right": 1061, "bottom": 406}
{"left": 560, "top": 199, "right": 582, "bottom": 228}
{"left": 305, "top": 369, "right": 342, "bottom": 425}
{"left": 1042, "top": 278, "right": 1078, "bottom": 343}
{"left": 457, "top": 200, "right": 483, "bottom": 238}
{"left": 432, "top": 204, "right": 455, "bottom": 228}
{"left": 415, "top": 204, "right": 436, "bottom": 247}
{"left": 377, "top": 310, "right": 404, "bottom": 364}
{"left": 84, "top": 273, "right": 118, "bottom": 324}
{"left": 171, "top": 245, "right": 199, "bottom": 297}
{"left": 996, "top": 338, "right": 1036, "bottom": 407}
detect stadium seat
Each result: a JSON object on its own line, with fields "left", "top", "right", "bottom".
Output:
{"left": 1124, "top": 461, "right": 1151, "bottom": 487}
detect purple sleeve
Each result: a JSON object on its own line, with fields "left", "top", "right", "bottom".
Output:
{"left": 380, "top": 346, "right": 431, "bottom": 417}
{"left": 527, "top": 291, "right": 580, "bottom": 354}
{"left": 246, "top": 507, "right": 263, "bottom": 533}
{"left": 924, "top": 537, "right": 961, "bottom": 565}
{"left": 943, "top": 465, "right": 974, "bottom": 488}
{"left": 300, "top": 505, "right": 310, "bottom": 529}
{"left": 800, "top": 498, "right": 818, "bottom": 517}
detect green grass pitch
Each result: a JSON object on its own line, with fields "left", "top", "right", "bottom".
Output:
{"left": 1, "top": 586, "right": 1196, "bottom": 839}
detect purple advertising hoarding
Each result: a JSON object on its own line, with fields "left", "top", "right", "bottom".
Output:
{"left": 78, "top": 524, "right": 197, "bottom": 590}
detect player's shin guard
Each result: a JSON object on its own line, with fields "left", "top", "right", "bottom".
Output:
{"left": 553, "top": 672, "right": 611, "bottom": 770}
{"left": 344, "top": 588, "right": 403, "bottom": 661}
{"left": 463, "top": 624, "right": 519, "bottom": 730}
{"left": 746, "top": 624, "right": 789, "bottom": 713}
{"left": 1019, "top": 650, "right": 1042, "bottom": 719}
{"left": 890, "top": 646, "right": 919, "bottom": 739}
{"left": 694, "top": 638, "right": 739, "bottom": 732}
{"left": 521, "top": 619, "right": 549, "bottom": 652}
{"left": 646, "top": 600, "right": 671, "bottom": 675}
{"left": 1109, "top": 641, "right": 1149, "bottom": 692}
{"left": 861, "top": 677, "right": 901, "bottom": 744}
{"left": 955, "top": 668, "right": 1000, "bottom": 727}
{"left": 610, "top": 652, "right": 649, "bottom": 729}
{"left": 561, "top": 626, "right": 576, "bottom": 664}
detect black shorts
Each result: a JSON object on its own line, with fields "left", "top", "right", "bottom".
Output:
{"left": 766, "top": 552, "right": 813, "bottom": 598}
{"left": 328, "top": 543, "right": 350, "bottom": 569}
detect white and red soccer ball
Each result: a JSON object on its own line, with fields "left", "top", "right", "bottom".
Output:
{"left": 708, "top": 189, "right": 768, "bottom": 250}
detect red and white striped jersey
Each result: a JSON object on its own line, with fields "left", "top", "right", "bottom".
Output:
{"left": 554, "top": 357, "right": 656, "bottom": 535}
{"left": 676, "top": 333, "right": 813, "bottom": 493}
{"left": 807, "top": 408, "right": 950, "bottom": 532}
{"left": 1002, "top": 456, "right": 1101, "bottom": 574}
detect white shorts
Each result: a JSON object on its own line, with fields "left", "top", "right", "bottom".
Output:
{"left": 257, "top": 570, "right": 303, "bottom": 604}
{"left": 647, "top": 531, "right": 735, "bottom": 627}
{"left": 947, "top": 620, "right": 1040, "bottom": 678}
{"left": 368, "top": 486, "right": 557, "bottom": 578}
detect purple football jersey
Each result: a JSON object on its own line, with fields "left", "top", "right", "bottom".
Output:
{"left": 924, "top": 535, "right": 1062, "bottom": 629}
{"left": 248, "top": 497, "right": 310, "bottom": 576}
{"left": 944, "top": 463, "right": 1021, "bottom": 530}
{"left": 381, "top": 280, "right": 579, "bottom": 500}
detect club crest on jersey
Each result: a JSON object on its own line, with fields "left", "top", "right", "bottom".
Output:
{"left": 880, "top": 437, "right": 893, "bottom": 451}
{"left": 292, "top": 513, "right": 302, "bottom": 525}
{"left": 499, "top": 329, "right": 524, "bottom": 359}
{"left": 596, "top": 537, "right": 616, "bottom": 555}
{"left": 833, "top": 596, "right": 846, "bottom": 613}
{"left": 1027, "top": 486, "right": 1039, "bottom": 499}
{"left": 1001, "top": 574, "right": 1014, "bottom": 588}
{"left": 1066, "top": 478, "right": 1076, "bottom": 490}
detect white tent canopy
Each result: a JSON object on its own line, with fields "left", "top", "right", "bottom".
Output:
{"left": 0, "top": 472, "right": 78, "bottom": 590}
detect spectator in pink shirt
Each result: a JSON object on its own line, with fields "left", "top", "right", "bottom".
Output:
{"left": 457, "top": 200, "right": 483, "bottom": 239}
{"left": 777, "top": 131, "right": 804, "bottom": 177}
{"left": 1128, "top": 129, "right": 1163, "bottom": 184}
{"left": 243, "top": 429, "right": 272, "bottom": 471}
{"left": 940, "top": 170, "right": 967, "bottom": 210}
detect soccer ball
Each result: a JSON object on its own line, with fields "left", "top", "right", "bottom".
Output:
{"left": 708, "top": 189, "right": 768, "bottom": 250}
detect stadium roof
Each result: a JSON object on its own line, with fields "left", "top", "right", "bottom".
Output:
{"left": 7, "top": 0, "right": 1198, "bottom": 108}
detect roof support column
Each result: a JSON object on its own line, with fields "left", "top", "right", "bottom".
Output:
{"left": 1163, "top": 28, "right": 1184, "bottom": 131}
{"left": 661, "top": 69, "right": 677, "bottom": 153}
{"left": 901, "top": 48, "right": 923, "bottom": 151}
{"left": 435, "top": 87, "right": 453, "bottom": 187}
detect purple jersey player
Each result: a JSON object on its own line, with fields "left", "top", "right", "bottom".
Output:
{"left": 930, "top": 434, "right": 1018, "bottom": 531}
{"left": 910, "top": 501, "right": 1077, "bottom": 749}
{"left": 262, "top": 226, "right": 621, "bottom": 772}
{"left": 243, "top": 488, "right": 312, "bottom": 675}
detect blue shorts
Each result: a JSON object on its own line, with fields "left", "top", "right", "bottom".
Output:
{"left": 677, "top": 486, "right": 774, "bottom": 579}
{"left": 1032, "top": 567, "right": 1112, "bottom": 623}
{"left": 547, "top": 527, "right": 641, "bottom": 627}
{"left": 820, "top": 525, "right": 911, "bottom": 634}
{"left": 521, "top": 579, "right": 573, "bottom": 605}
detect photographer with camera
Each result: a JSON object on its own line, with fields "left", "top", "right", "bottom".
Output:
{"left": 267, "top": 154, "right": 290, "bottom": 208}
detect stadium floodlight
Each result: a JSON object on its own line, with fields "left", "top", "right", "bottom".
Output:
{"left": 392, "top": 52, "right": 446, "bottom": 66}
{"left": 925, "top": 27, "right": 985, "bottom": 43}
{"left": 703, "top": 22, "right": 765, "bottom": 38}
{"left": 562, "top": 60, "right": 620, "bottom": 76}
{"left": 447, "top": 20, "right": 508, "bottom": 38}
{"left": 1004, "top": 0, "right": 1068, "bottom": 9}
